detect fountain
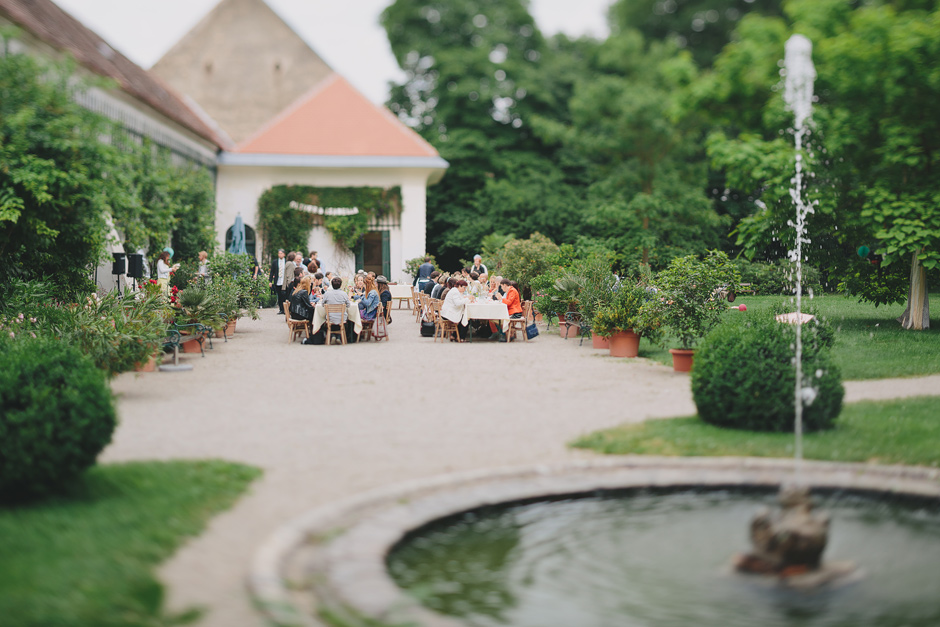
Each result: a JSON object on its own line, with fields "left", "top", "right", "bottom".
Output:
{"left": 734, "top": 36, "right": 859, "bottom": 586}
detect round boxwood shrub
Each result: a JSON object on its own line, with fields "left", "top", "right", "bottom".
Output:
{"left": 0, "top": 338, "right": 117, "bottom": 497}
{"left": 691, "top": 315, "right": 844, "bottom": 432}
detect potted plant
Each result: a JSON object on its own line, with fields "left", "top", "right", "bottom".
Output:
{"left": 645, "top": 251, "right": 740, "bottom": 372}
{"left": 592, "top": 281, "right": 648, "bottom": 357}
{"left": 551, "top": 272, "right": 583, "bottom": 338}
{"left": 206, "top": 278, "right": 239, "bottom": 337}
{"left": 569, "top": 253, "right": 617, "bottom": 349}
{"left": 173, "top": 287, "right": 222, "bottom": 352}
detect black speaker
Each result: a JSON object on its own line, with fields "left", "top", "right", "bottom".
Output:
{"left": 126, "top": 253, "right": 144, "bottom": 279}
{"left": 111, "top": 252, "right": 126, "bottom": 275}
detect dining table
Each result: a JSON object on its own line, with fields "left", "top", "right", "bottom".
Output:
{"left": 310, "top": 301, "right": 363, "bottom": 336}
{"left": 461, "top": 300, "right": 510, "bottom": 342}
{"left": 388, "top": 284, "right": 414, "bottom": 309}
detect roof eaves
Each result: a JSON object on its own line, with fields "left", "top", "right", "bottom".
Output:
{"left": 218, "top": 152, "right": 450, "bottom": 170}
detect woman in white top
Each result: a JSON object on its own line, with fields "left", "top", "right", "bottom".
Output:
{"left": 156, "top": 251, "right": 173, "bottom": 293}
{"left": 440, "top": 279, "right": 473, "bottom": 340}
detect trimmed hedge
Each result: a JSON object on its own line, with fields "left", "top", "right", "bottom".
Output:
{"left": 0, "top": 339, "right": 117, "bottom": 497}
{"left": 691, "top": 315, "right": 844, "bottom": 432}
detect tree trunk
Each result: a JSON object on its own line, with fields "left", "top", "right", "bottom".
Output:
{"left": 898, "top": 249, "right": 930, "bottom": 330}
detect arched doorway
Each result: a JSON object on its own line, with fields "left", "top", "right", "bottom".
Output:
{"left": 225, "top": 223, "right": 257, "bottom": 256}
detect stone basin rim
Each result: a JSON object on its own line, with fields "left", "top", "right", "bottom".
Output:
{"left": 248, "top": 457, "right": 940, "bottom": 627}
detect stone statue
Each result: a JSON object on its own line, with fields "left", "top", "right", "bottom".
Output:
{"left": 734, "top": 485, "right": 858, "bottom": 588}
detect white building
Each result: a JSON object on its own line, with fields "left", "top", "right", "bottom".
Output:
{"left": 152, "top": 0, "right": 447, "bottom": 282}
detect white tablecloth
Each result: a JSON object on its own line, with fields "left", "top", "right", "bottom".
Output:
{"left": 388, "top": 284, "right": 414, "bottom": 308}
{"left": 311, "top": 301, "right": 362, "bottom": 335}
{"left": 463, "top": 302, "right": 510, "bottom": 332}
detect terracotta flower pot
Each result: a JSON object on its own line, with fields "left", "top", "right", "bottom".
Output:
{"left": 134, "top": 354, "right": 159, "bottom": 372}
{"left": 609, "top": 330, "right": 640, "bottom": 357}
{"left": 591, "top": 332, "right": 610, "bottom": 349}
{"left": 559, "top": 320, "right": 580, "bottom": 339}
{"left": 669, "top": 348, "right": 695, "bottom": 372}
{"left": 215, "top": 320, "right": 236, "bottom": 338}
{"left": 181, "top": 338, "right": 202, "bottom": 354}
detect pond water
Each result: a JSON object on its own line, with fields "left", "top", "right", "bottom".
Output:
{"left": 387, "top": 489, "right": 940, "bottom": 627}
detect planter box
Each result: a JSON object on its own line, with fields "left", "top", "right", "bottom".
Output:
{"left": 591, "top": 332, "right": 609, "bottom": 349}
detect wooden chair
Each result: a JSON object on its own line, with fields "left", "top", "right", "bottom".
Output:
{"left": 284, "top": 301, "right": 308, "bottom": 344}
{"left": 385, "top": 299, "right": 394, "bottom": 323}
{"left": 360, "top": 304, "right": 378, "bottom": 342}
{"left": 414, "top": 292, "right": 426, "bottom": 323}
{"left": 323, "top": 304, "right": 347, "bottom": 345}
{"left": 508, "top": 301, "right": 533, "bottom": 342}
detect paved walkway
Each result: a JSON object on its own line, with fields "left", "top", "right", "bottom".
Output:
{"left": 104, "top": 308, "right": 940, "bottom": 627}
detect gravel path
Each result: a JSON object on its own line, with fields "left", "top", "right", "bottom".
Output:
{"left": 104, "top": 308, "right": 940, "bottom": 627}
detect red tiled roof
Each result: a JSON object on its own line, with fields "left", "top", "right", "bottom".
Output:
{"left": 236, "top": 73, "right": 439, "bottom": 158}
{"left": 0, "top": 0, "right": 224, "bottom": 147}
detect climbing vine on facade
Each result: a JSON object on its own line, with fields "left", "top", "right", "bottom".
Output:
{"left": 257, "top": 185, "right": 402, "bottom": 261}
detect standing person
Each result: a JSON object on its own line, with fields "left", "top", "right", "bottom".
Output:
{"left": 197, "top": 251, "right": 209, "bottom": 279}
{"left": 279, "top": 252, "right": 298, "bottom": 313}
{"left": 269, "top": 249, "right": 286, "bottom": 312}
{"left": 155, "top": 251, "right": 177, "bottom": 294}
{"left": 470, "top": 254, "right": 487, "bottom": 276}
{"left": 415, "top": 256, "right": 435, "bottom": 290}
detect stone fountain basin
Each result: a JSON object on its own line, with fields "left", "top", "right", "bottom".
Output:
{"left": 249, "top": 458, "right": 940, "bottom": 627}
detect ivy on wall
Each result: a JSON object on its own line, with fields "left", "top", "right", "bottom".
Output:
{"left": 257, "top": 185, "right": 401, "bottom": 262}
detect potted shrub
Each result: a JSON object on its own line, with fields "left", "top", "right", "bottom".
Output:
{"left": 552, "top": 272, "right": 583, "bottom": 338}
{"left": 645, "top": 251, "right": 741, "bottom": 372}
{"left": 592, "top": 281, "right": 648, "bottom": 358}
{"left": 569, "top": 253, "right": 617, "bottom": 349}
{"left": 173, "top": 287, "right": 222, "bottom": 352}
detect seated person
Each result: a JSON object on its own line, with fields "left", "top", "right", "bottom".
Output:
{"left": 422, "top": 271, "right": 440, "bottom": 295}
{"left": 377, "top": 276, "right": 392, "bottom": 314}
{"left": 468, "top": 271, "right": 484, "bottom": 298}
{"left": 358, "top": 275, "right": 380, "bottom": 321}
{"left": 314, "top": 276, "right": 358, "bottom": 343}
{"left": 441, "top": 279, "right": 472, "bottom": 340}
{"left": 430, "top": 274, "right": 447, "bottom": 300}
{"left": 440, "top": 277, "right": 456, "bottom": 302}
{"left": 310, "top": 273, "right": 325, "bottom": 303}
{"left": 288, "top": 277, "right": 315, "bottom": 322}
{"left": 350, "top": 273, "right": 366, "bottom": 299}
{"left": 500, "top": 278, "right": 524, "bottom": 318}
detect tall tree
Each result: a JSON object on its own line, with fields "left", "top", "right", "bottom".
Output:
{"left": 703, "top": 0, "right": 940, "bottom": 327}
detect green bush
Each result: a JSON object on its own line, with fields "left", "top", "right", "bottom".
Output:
{"left": 733, "top": 258, "right": 823, "bottom": 295}
{"left": 691, "top": 315, "right": 844, "bottom": 432}
{"left": 0, "top": 339, "right": 117, "bottom": 497}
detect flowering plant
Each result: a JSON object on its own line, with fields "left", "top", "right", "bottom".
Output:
{"left": 642, "top": 251, "right": 741, "bottom": 349}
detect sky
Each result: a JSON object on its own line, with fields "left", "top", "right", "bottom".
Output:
{"left": 52, "top": 0, "right": 613, "bottom": 105}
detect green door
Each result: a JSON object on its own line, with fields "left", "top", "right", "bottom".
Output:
{"left": 358, "top": 231, "right": 390, "bottom": 277}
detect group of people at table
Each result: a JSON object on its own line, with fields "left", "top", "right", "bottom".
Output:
{"left": 413, "top": 255, "right": 525, "bottom": 342}
{"left": 272, "top": 251, "right": 525, "bottom": 344}
{"left": 271, "top": 250, "right": 391, "bottom": 344}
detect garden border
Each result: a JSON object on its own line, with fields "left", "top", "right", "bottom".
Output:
{"left": 248, "top": 457, "right": 940, "bottom": 627}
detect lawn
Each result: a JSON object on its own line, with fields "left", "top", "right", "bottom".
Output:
{"left": 0, "top": 460, "right": 261, "bottom": 627}
{"left": 572, "top": 396, "right": 940, "bottom": 467}
{"left": 633, "top": 293, "right": 940, "bottom": 380}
